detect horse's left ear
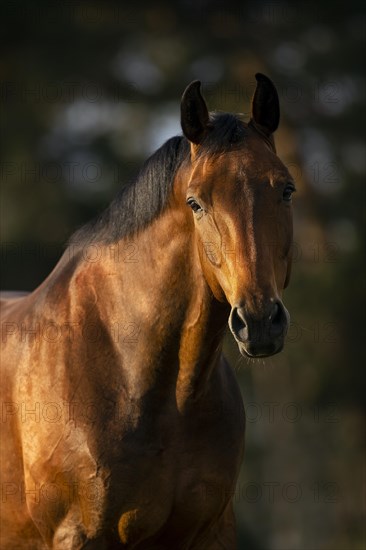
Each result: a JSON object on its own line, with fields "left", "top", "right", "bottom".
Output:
{"left": 181, "top": 81, "right": 209, "bottom": 145}
{"left": 250, "top": 73, "right": 280, "bottom": 135}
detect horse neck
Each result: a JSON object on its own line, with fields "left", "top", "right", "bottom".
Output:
{"left": 63, "top": 196, "right": 229, "bottom": 408}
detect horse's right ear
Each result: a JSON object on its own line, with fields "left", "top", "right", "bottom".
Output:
{"left": 250, "top": 73, "right": 280, "bottom": 136}
{"left": 181, "top": 81, "right": 209, "bottom": 145}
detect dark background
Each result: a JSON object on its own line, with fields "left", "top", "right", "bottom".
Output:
{"left": 1, "top": 1, "right": 365, "bottom": 548}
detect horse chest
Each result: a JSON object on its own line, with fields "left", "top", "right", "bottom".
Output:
{"left": 17, "top": 345, "right": 245, "bottom": 547}
{"left": 98, "top": 384, "right": 245, "bottom": 546}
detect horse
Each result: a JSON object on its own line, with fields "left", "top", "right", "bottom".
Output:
{"left": 0, "top": 73, "right": 294, "bottom": 549}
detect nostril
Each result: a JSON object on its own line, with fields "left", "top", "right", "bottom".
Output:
{"left": 229, "top": 307, "right": 248, "bottom": 342}
{"left": 235, "top": 306, "right": 246, "bottom": 325}
{"left": 270, "top": 301, "right": 287, "bottom": 336}
{"left": 230, "top": 307, "right": 246, "bottom": 332}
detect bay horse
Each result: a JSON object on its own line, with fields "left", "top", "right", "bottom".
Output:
{"left": 0, "top": 74, "right": 294, "bottom": 549}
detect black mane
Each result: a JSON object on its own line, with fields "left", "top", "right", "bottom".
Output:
{"left": 69, "top": 113, "right": 248, "bottom": 245}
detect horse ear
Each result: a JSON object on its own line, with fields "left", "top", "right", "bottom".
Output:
{"left": 250, "top": 73, "right": 280, "bottom": 135}
{"left": 181, "top": 80, "right": 209, "bottom": 145}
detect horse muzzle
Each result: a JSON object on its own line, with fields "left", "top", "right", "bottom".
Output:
{"left": 228, "top": 300, "right": 289, "bottom": 358}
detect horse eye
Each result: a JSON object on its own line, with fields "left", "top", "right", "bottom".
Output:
{"left": 186, "top": 198, "right": 203, "bottom": 213}
{"left": 283, "top": 183, "right": 295, "bottom": 202}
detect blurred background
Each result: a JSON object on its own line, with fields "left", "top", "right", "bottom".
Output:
{"left": 1, "top": 1, "right": 365, "bottom": 548}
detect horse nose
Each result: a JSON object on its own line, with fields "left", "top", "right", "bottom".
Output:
{"left": 229, "top": 301, "right": 289, "bottom": 357}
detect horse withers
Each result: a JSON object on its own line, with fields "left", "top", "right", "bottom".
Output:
{"left": 0, "top": 74, "right": 294, "bottom": 549}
